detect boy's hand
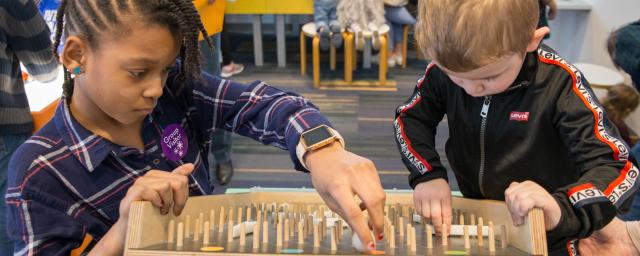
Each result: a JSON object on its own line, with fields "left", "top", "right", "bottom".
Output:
{"left": 413, "top": 178, "right": 452, "bottom": 234}
{"left": 504, "top": 181, "right": 561, "bottom": 231}
{"left": 90, "top": 164, "right": 194, "bottom": 255}
{"left": 305, "top": 143, "right": 386, "bottom": 252}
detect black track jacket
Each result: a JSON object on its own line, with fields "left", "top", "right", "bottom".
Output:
{"left": 394, "top": 46, "right": 640, "bottom": 255}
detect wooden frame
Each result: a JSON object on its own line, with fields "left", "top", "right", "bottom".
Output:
{"left": 125, "top": 191, "right": 547, "bottom": 255}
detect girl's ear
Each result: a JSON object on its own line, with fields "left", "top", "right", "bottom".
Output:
{"left": 61, "top": 36, "right": 88, "bottom": 71}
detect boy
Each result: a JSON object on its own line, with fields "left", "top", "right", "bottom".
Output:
{"left": 394, "top": 0, "right": 639, "bottom": 254}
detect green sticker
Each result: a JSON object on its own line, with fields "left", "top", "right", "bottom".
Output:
{"left": 280, "top": 248, "right": 304, "bottom": 254}
{"left": 444, "top": 251, "right": 468, "bottom": 255}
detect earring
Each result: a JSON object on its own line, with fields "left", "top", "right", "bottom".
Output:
{"left": 72, "top": 66, "right": 82, "bottom": 75}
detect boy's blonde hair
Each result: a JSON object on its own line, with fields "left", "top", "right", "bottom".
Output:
{"left": 415, "top": 0, "right": 539, "bottom": 72}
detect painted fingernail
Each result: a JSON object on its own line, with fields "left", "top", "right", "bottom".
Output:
{"left": 367, "top": 242, "right": 375, "bottom": 251}
{"left": 377, "top": 233, "right": 384, "bottom": 241}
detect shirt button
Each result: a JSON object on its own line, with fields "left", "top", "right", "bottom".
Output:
{"left": 152, "top": 159, "right": 161, "bottom": 165}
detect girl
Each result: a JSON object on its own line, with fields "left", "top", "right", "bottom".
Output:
{"left": 6, "top": 0, "right": 385, "bottom": 254}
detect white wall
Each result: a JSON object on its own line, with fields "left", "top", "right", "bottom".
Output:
{"left": 549, "top": 0, "right": 640, "bottom": 134}
{"left": 575, "top": 0, "right": 640, "bottom": 69}
{"left": 578, "top": 0, "right": 640, "bottom": 135}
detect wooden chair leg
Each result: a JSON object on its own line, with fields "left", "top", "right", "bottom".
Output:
{"left": 330, "top": 46, "right": 336, "bottom": 71}
{"left": 343, "top": 32, "right": 353, "bottom": 84}
{"left": 402, "top": 25, "right": 409, "bottom": 68}
{"left": 300, "top": 32, "right": 307, "bottom": 75}
{"left": 352, "top": 43, "right": 357, "bottom": 71}
{"left": 312, "top": 36, "right": 321, "bottom": 88}
{"left": 379, "top": 35, "right": 387, "bottom": 86}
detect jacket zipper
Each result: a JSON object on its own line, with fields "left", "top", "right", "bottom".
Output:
{"left": 478, "top": 96, "right": 492, "bottom": 197}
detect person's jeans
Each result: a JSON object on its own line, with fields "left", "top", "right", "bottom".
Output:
{"left": 314, "top": 0, "right": 339, "bottom": 31}
{"left": 384, "top": 6, "right": 416, "bottom": 50}
{"left": 0, "top": 133, "right": 30, "bottom": 254}
{"left": 200, "top": 33, "right": 234, "bottom": 186}
{"left": 200, "top": 33, "right": 222, "bottom": 77}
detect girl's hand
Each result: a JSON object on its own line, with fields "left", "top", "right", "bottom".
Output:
{"left": 305, "top": 143, "right": 386, "bottom": 252}
{"left": 89, "top": 164, "right": 194, "bottom": 255}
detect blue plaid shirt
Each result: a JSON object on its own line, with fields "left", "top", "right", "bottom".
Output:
{"left": 6, "top": 69, "right": 332, "bottom": 255}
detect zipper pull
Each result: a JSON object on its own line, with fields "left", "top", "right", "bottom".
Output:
{"left": 480, "top": 96, "right": 491, "bottom": 118}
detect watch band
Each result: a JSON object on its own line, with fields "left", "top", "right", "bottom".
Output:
{"left": 296, "top": 127, "right": 345, "bottom": 170}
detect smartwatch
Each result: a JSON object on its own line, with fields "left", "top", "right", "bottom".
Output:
{"left": 300, "top": 125, "right": 338, "bottom": 151}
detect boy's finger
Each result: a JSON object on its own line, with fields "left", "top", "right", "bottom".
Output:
{"left": 430, "top": 200, "right": 443, "bottom": 233}
{"left": 441, "top": 197, "right": 453, "bottom": 232}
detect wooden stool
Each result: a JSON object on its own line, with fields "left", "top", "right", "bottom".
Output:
{"left": 344, "top": 24, "right": 390, "bottom": 86}
{"left": 300, "top": 23, "right": 341, "bottom": 88}
{"left": 401, "top": 25, "right": 410, "bottom": 68}
{"left": 574, "top": 63, "right": 625, "bottom": 99}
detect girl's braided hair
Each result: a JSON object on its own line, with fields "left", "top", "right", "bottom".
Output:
{"left": 53, "top": 0, "right": 213, "bottom": 100}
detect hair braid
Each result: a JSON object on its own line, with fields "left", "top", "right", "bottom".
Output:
{"left": 53, "top": 0, "right": 215, "bottom": 100}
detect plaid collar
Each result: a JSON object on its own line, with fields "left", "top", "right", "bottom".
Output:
{"left": 53, "top": 98, "right": 166, "bottom": 172}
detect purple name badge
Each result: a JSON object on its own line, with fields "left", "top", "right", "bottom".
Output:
{"left": 161, "top": 124, "right": 188, "bottom": 161}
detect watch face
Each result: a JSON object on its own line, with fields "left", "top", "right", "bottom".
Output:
{"left": 304, "top": 127, "right": 333, "bottom": 146}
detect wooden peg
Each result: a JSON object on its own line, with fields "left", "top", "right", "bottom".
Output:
{"left": 389, "top": 225, "right": 396, "bottom": 248}
{"left": 209, "top": 210, "right": 215, "bottom": 232}
{"left": 501, "top": 225, "right": 507, "bottom": 248}
{"left": 470, "top": 214, "right": 476, "bottom": 226}
{"left": 426, "top": 224, "right": 433, "bottom": 249}
{"left": 253, "top": 221, "right": 260, "bottom": 249}
{"left": 478, "top": 217, "right": 484, "bottom": 246}
{"left": 298, "top": 221, "right": 304, "bottom": 245}
{"left": 168, "top": 220, "right": 175, "bottom": 243}
{"left": 330, "top": 227, "right": 337, "bottom": 251}
{"left": 410, "top": 226, "right": 417, "bottom": 252}
{"left": 194, "top": 218, "right": 200, "bottom": 241}
{"left": 227, "top": 220, "right": 233, "bottom": 242}
{"left": 442, "top": 223, "right": 448, "bottom": 246}
{"left": 277, "top": 218, "right": 283, "bottom": 247}
{"left": 240, "top": 222, "right": 246, "bottom": 246}
{"left": 463, "top": 225, "right": 470, "bottom": 249}
{"left": 228, "top": 207, "right": 234, "bottom": 227}
{"left": 313, "top": 223, "right": 320, "bottom": 247}
{"left": 459, "top": 213, "right": 465, "bottom": 226}
{"left": 284, "top": 219, "right": 290, "bottom": 241}
{"left": 176, "top": 222, "right": 185, "bottom": 248}
{"left": 218, "top": 207, "right": 225, "bottom": 233}
{"left": 399, "top": 217, "right": 405, "bottom": 237}
{"left": 322, "top": 216, "right": 327, "bottom": 238}
{"left": 262, "top": 221, "right": 269, "bottom": 244}
{"left": 203, "top": 221, "right": 210, "bottom": 245}
{"left": 247, "top": 207, "right": 252, "bottom": 221}
{"left": 185, "top": 215, "right": 191, "bottom": 238}
{"left": 238, "top": 207, "right": 243, "bottom": 224}
{"left": 406, "top": 223, "right": 411, "bottom": 246}
{"left": 489, "top": 221, "right": 495, "bottom": 252}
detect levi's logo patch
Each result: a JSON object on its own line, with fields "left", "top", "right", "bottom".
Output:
{"left": 509, "top": 111, "right": 529, "bottom": 121}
